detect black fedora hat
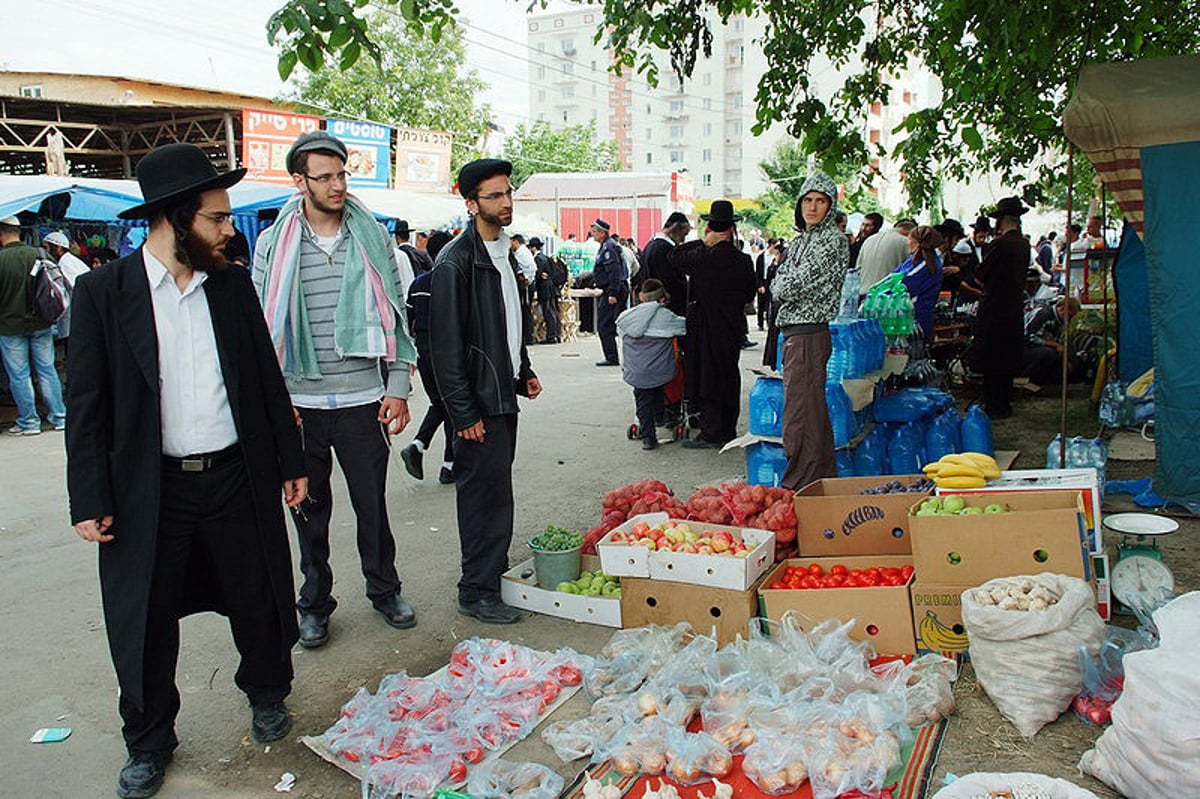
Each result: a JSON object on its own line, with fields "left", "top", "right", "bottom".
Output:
{"left": 988, "top": 196, "right": 1029, "bottom": 220}
{"left": 935, "top": 217, "right": 966, "bottom": 239}
{"left": 969, "top": 215, "right": 994, "bottom": 232}
{"left": 700, "top": 199, "right": 742, "bottom": 224}
{"left": 119, "top": 143, "right": 246, "bottom": 220}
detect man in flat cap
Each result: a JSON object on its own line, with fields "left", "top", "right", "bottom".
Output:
{"left": 65, "top": 143, "right": 307, "bottom": 798}
{"left": 252, "top": 130, "right": 419, "bottom": 649}
{"left": 590, "top": 217, "right": 629, "bottom": 366}
{"left": 430, "top": 158, "right": 541, "bottom": 624}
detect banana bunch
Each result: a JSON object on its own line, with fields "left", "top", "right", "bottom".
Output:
{"left": 917, "top": 610, "right": 969, "bottom": 652}
{"left": 921, "top": 452, "right": 1000, "bottom": 489}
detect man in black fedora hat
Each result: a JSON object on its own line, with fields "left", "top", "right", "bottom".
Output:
{"left": 395, "top": 218, "right": 433, "bottom": 274}
{"left": 65, "top": 142, "right": 308, "bottom": 798}
{"left": 590, "top": 217, "right": 629, "bottom": 365}
{"left": 972, "top": 197, "right": 1030, "bottom": 418}
{"left": 528, "top": 237, "right": 561, "bottom": 343}
{"left": 670, "top": 200, "right": 756, "bottom": 447}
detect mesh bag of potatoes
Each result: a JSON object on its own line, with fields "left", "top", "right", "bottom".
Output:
{"left": 961, "top": 574, "right": 1105, "bottom": 737}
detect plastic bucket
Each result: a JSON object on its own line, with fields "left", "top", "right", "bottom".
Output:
{"left": 532, "top": 545, "right": 582, "bottom": 589}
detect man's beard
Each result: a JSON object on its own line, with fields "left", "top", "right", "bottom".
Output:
{"left": 175, "top": 226, "right": 227, "bottom": 272}
{"left": 476, "top": 207, "right": 511, "bottom": 228}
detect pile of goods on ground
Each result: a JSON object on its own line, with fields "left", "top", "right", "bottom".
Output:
{"left": 540, "top": 618, "right": 956, "bottom": 799}
{"left": 921, "top": 452, "right": 1000, "bottom": 489}
{"left": 313, "top": 638, "right": 590, "bottom": 798}
{"left": 766, "top": 562, "right": 914, "bottom": 590}
{"left": 582, "top": 480, "right": 797, "bottom": 560}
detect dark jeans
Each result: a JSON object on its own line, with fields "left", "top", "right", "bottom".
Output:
{"left": 121, "top": 457, "right": 291, "bottom": 755}
{"left": 453, "top": 413, "right": 518, "bottom": 602}
{"left": 756, "top": 292, "right": 770, "bottom": 329}
{"left": 597, "top": 298, "right": 623, "bottom": 363}
{"left": 415, "top": 349, "right": 454, "bottom": 465}
{"left": 634, "top": 386, "right": 664, "bottom": 442}
{"left": 292, "top": 402, "right": 400, "bottom": 616}
{"left": 539, "top": 296, "right": 561, "bottom": 342}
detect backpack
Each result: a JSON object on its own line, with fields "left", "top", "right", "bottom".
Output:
{"left": 30, "top": 256, "right": 70, "bottom": 325}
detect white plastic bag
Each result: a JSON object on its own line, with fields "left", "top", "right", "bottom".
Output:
{"left": 961, "top": 574, "right": 1104, "bottom": 737}
{"left": 931, "top": 771, "right": 1099, "bottom": 798}
{"left": 1079, "top": 592, "right": 1200, "bottom": 799}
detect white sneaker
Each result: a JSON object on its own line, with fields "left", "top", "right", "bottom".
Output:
{"left": 7, "top": 425, "right": 41, "bottom": 436}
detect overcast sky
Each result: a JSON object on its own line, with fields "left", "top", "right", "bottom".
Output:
{"left": 3, "top": 0, "right": 579, "bottom": 131}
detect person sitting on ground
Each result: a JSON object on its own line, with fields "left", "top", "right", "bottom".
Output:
{"left": 616, "top": 278, "right": 687, "bottom": 451}
{"left": 1022, "top": 295, "right": 1081, "bottom": 385}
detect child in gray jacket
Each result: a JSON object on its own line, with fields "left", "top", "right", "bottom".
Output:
{"left": 616, "top": 278, "right": 687, "bottom": 449}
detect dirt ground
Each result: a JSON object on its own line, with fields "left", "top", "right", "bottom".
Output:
{"left": 1, "top": 329, "right": 1189, "bottom": 798}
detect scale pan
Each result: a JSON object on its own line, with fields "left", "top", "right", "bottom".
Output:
{"left": 1103, "top": 513, "right": 1180, "bottom": 536}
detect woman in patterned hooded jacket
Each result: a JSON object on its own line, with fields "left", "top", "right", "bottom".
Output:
{"left": 769, "top": 172, "right": 850, "bottom": 491}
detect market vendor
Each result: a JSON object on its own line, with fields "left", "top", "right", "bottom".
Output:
{"left": 893, "top": 224, "right": 944, "bottom": 341}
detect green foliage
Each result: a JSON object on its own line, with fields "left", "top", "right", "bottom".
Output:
{"left": 281, "top": 9, "right": 491, "bottom": 173}
{"left": 501, "top": 120, "right": 622, "bottom": 188}
{"left": 756, "top": 140, "right": 883, "bottom": 235}
{"left": 269, "top": 0, "right": 1200, "bottom": 208}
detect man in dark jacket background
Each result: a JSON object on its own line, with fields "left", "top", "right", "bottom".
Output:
{"left": 973, "top": 197, "right": 1031, "bottom": 419}
{"left": 429, "top": 159, "right": 542, "bottom": 625}
{"left": 529, "top": 237, "right": 560, "bottom": 343}
{"left": 590, "top": 218, "right": 628, "bottom": 366}
{"left": 640, "top": 211, "right": 691, "bottom": 317}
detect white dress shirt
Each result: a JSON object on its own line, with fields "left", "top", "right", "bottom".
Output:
{"left": 484, "top": 235, "right": 524, "bottom": 379}
{"left": 144, "top": 248, "right": 239, "bottom": 457}
{"left": 513, "top": 243, "right": 537, "bottom": 282}
{"left": 57, "top": 251, "right": 91, "bottom": 289}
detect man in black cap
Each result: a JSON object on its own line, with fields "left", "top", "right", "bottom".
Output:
{"left": 252, "top": 130, "right": 419, "bottom": 649}
{"left": 972, "top": 197, "right": 1030, "bottom": 418}
{"left": 529, "top": 237, "right": 561, "bottom": 343}
{"left": 429, "top": 158, "right": 541, "bottom": 624}
{"left": 395, "top": 219, "right": 433, "bottom": 274}
{"left": 639, "top": 211, "right": 692, "bottom": 317}
{"left": 65, "top": 143, "right": 307, "bottom": 798}
{"left": 590, "top": 217, "right": 629, "bottom": 365}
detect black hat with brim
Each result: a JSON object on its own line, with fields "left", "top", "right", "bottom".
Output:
{"left": 457, "top": 158, "right": 513, "bottom": 198}
{"left": 988, "top": 197, "right": 1029, "bottom": 220}
{"left": 119, "top": 143, "right": 246, "bottom": 220}
{"left": 700, "top": 199, "right": 742, "bottom": 224}
{"left": 969, "top": 215, "right": 994, "bottom": 232}
{"left": 936, "top": 218, "right": 966, "bottom": 239}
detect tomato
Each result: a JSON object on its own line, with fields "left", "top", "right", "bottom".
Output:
{"left": 830, "top": 564, "right": 848, "bottom": 576}
{"left": 800, "top": 577, "right": 819, "bottom": 589}
{"left": 827, "top": 574, "right": 845, "bottom": 587}
{"left": 768, "top": 581, "right": 786, "bottom": 590}
{"left": 448, "top": 760, "right": 469, "bottom": 784}
{"left": 900, "top": 565, "right": 915, "bottom": 580}
{"left": 541, "top": 680, "right": 561, "bottom": 706}
{"left": 808, "top": 563, "right": 824, "bottom": 577}
{"left": 884, "top": 575, "right": 904, "bottom": 586}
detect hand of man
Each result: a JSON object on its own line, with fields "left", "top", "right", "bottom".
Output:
{"left": 944, "top": 265, "right": 960, "bottom": 276}
{"left": 292, "top": 407, "right": 302, "bottom": 427}
{"left": 527, "top": 377, "right": 543, "bottom": 399}
{"left": 379, "top": 397, "right": 411, "bottom": 435}
{"left": 758, "top": 286, "right": 766, "bottom": 294}
{"left": 283, "top": 477, "right": 309, "bottom": 508}
{"left": 74, "top": 516, "right": 115, "bottom": 543}
{"left": 607, "top": 295, "right": 617, "bottom": 305}
{"left": 458, "top": 420, "right": 486, "bottom": 442}
{"left": 703, "top": 230, "right": 725, "bottom": 248}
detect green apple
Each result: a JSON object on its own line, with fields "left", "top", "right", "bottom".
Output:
{"left": 557, "top": 581, "right": 580, "bottom": 594}
{"left": 984, "top": 504, "right": 1008, "bottom": 514}
{"left": 960, "top": 506, "right": 984, "bottom": 515}
{"left": 916, "top": 508, "right": 939, "bottom": 516}
{"left": 601, "top": 582, "right": 621, "bottom": 597}
{"left": 920, "top": 498, "right": 942, "bottom": 512}
{"left": 578, "top": 571, "right": 594, "bottom": 583}
{"left": 942, "top": 496, "right": 967, "bottom": 514}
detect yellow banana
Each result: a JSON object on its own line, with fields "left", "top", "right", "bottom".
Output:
{"left": 922, "top": 462, "right": 943, "bottom": 475}
{"left": 919, "top": 610, "right": 969, "bottom": 652}
{"left": 933, "top": 475, "right": 987, "bottom": 489}
{"left": 934, "top": 463, "right": 985, "bottom": 479}
{"left": 960, "top": 452, "right": 1001, "bottom": 478}
{"left": 939, "top": 454, "right": 981, "bottom": 467}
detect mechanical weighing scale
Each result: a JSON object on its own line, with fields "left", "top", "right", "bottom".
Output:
{"left": 1103, "top": 512, "right": 1178, "bottom": 614}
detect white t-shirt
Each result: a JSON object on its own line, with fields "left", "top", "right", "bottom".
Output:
{"left": 58, "top": 251, "right": 90, "bottom": 289}
{"left": 484, "top": 235, "right": 523, "bottom": 379}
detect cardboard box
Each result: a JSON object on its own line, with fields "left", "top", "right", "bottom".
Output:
{"left": 619, "top": 576, "right": 762, "bottom": 646}
{"left": 501, "top": 555, "right": 621, "bottom": 628}
{"left": 597, "top": 512, "right": 775, "bottom": 591}
{"left": 794, "top": 475, "right": 932, "bottom": 557}
{"left": 937, "top": 468, "right": 1103, "bottom": 553}
{"left": 910, "top": 581, "right": 971, "bottom": 655}
{"left": 758, "top": 556, "right": 916, "bottom": 655}
{"left": 909, "top": 491, "right": 1090, "bottom": 584}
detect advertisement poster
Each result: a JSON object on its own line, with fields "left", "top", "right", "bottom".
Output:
{"left": 326, "top": 118, "right": 392, "bottom": 188}
{"left": 241, "top": 109, "right": 321, "bottom": 184}
{"left": 394, "top": 126, "right": 453, "bottom": 192}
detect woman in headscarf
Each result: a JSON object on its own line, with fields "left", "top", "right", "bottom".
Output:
{"left": 769, "top": 172, "right": 849, "bottom": 491}
{"left": 893, "top": 224, "right": 944, "bottom": 341}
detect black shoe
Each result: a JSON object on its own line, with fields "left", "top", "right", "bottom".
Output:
{"left": 116, "top": 752, "right": 171, "bottom": 799}
{"left": 250, "top": 701, "right": 293, "bottom": 743}
{"left": 438, "top": 466, "right": 455, "bottom": 485}
{"left": 400, "top": 443, "right": 424, "bottom": 480}
{"left": 373, "top": 594, "right": 417, "bottom": 629}
{"left": 458, "top": 595, "right": 523, "bottom": 624}
{"left": 595, "top": 360, "right": 620, "bottom": 366}
{"left": 642, "top": 438, "right": 658, "bottom": 450}
{"left": 741, "top": 338, "right": 757, "bottom": 349}
{"left": 681, "top": 438, "right": 719, "bottom": 449}
{"left": 298, "top": 612, "right": 329, "bottom": 649}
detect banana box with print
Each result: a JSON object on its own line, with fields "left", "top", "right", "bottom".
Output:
{"left": 792, "top": 475, "right": 932, "bottom": 557}
{"left": 910, "top": 581, "right": 971, "bottom": 656}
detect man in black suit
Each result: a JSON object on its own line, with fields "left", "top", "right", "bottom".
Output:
{"left": 65, "top": 144, "right": 307, "bottom": 799}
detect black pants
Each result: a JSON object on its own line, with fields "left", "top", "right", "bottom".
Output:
{"left": 453, "top": 413, "right": 518, "bottom": 602}
{"left": 597, "top": 298, "right": 622, "bottom": 363}
{"left": 1023, "top": 345, "right": 1064, "bottom": 386}
{"left": 539, "top": 296, "right": 561, "bottom": 342}
{"left": 292, "top": 402, "right": 400, "bottom": 617}
{"left": 697, "top": 398, "right": 739, "bottom": 444}
{"left": 756, "top": 292, "right": 770, "bottom": 329}
{"left": 415, "top": 347, "right": 454, "bottom": 465}
{"left": 984, "top": 371, "right": 1015, "bottom": 418}
{"left": 634, "top": 386, "right": 664, "bottom": 443}
{"left": 122, "top": 457, "right": 291, "bottom": 755}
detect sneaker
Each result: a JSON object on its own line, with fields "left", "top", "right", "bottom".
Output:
{"left": 7, "top": 425, "right": 41, "bottom": 436}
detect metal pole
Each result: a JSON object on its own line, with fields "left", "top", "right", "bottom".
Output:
{"left": 1059, "top": 147, "right": 1075, "bottom": 468}
{"left": 224, "top": 112, "right": 238, "bottom": 169}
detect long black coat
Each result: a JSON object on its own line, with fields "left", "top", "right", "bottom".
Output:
{"left": 669, "top": 240, "right": 756, "bottom": 405}
{"left": 641, "top": 235, "right": 687, "bottom": 317}
{"left": 973, "top": 229, "right": 1028, "bottom": 375}
{"left": 66, "top": 251, "right": 304, "bottom": 710}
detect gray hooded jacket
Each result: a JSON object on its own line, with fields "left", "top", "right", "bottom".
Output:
{"left": 770, "top": 172, "right": 850, "bottom": 327}
{"left": 616, "top": 300, "right": 687, "bottom": 389}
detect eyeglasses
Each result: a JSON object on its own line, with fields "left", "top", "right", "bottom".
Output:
{"left": 303, "top": 170, "right": 352, "bottom": 185}
{"left": 196, "top": 211, "right": 235, "bottom": 226}
{"left": 477, "top": 189, "right": 513, "bottom": 201}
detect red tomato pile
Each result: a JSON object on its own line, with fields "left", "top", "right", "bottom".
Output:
{"left": 767, "top": 562, "right": 915, "bottom": 590}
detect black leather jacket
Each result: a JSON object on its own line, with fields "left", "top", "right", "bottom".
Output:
{"left": 429, "top": 222, "right": 535, "bottom": 430}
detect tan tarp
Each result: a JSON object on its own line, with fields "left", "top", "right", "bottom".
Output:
{"left": 515, "top": 171, "right": 676, "bottom": 201}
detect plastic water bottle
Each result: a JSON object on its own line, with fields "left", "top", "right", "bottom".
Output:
{"left": 826, "top": 324, "right": 848, "bottom": 383}
{"left": 748, "top": 377, "right": 785, "bottom": 437}
{"left": 746, "top": 441, "right": 788, "bottom": 487}
{"left": 925, "top": 412, "right": 956, "bottom": 463}
{"left": 1045, "top": 433, "right": 1063, "bottom": 469}
{"left": 1067, "top": 436, "right": 1088, "bottom": 469}
{"left": 960, "top": 404, "right": 995, "bottom": 456}
{"left": 775, "top": 332, "right": 785, "bottom": 372}
{"left": 1099, "top": 382, "right": 1124, "bottom": 427}
{"left": 1089, "top": 437, "right": 1109, "bottom": 496}
{"left": 853, "top": 426, "right": 885, "bottom": 476}
{"left": 836, "top": 449, "right": 855, "bottom": 477}
{"left": 826, "top": 382, "right": 854, "bottom": 447}
{"left": 837, "top": 269, "right": 861, "bottom": 321}
{"left": 887, "top": 424, "right": 923, "bottom": 474}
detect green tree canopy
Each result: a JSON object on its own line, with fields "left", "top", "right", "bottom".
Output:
{"left": 502, "top": 119, "right": 622, "bottom": 187}
{"left": 279, "top": 9, "right": 491, "bottom": 173}
{"left": 268, "top": 0, "right": 1200, "bottom": 208}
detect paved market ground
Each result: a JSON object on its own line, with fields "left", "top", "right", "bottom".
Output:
{"left": 2, "top": 329, "right": 1193, "bottom": 798}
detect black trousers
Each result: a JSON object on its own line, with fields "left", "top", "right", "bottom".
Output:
{"left": 292, "top": 402, "right": 400, "bottom": 616}
{"left": 634, "top": 386, "right": 664, "bottom": 442}
{"left": 597, "top": 298, "right": 622, "bottom": 363}
{"left": 756, "top": 291, "right": 770, "bottom": 329}
{"left": 121, "top": 457, "right": 291, "bottom": 755}
{"left": 453, "top": 413, "right": 518, "bottom": 602}
{"left": 983, "top": 371, "right": 1015, "bottom": 418}
{"left": 539, "top": 296, "right": 561, "bottom": 342}
{"left": 697, "top": 398, "right": 740, "bottom": 445}
{"left": 415, "top": 346, "right": 455, "bottom": 465}
{"left": 1022, "top": 345, "right": 1063, "bottom": 386}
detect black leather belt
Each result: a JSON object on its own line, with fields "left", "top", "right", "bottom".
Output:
{"left": 162, "top": 444, "right": 241, "bottom": 473}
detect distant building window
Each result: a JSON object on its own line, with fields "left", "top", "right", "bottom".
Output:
{"left": 729, "top": 121, "right": 743, "bottom": 135}
{"left": 703, "top": 123, "right": 713, "bottom": 135}
{"left": 703, "top": 174, "right": 713, "bottom": 186}
{"left": 702, "top": 72, "right": 712, "bottom": 86}
{"left": 537, "top": 42, "right": 545, "bottom": 53}
{"left": 869, "top": 128, "right": 881, "bottom": 144}
{"left": 669, "top": 125, "right": 684, "bottom": 138}
{"left": 538, "top": 89, "right": 546, "bottom": 102}
{"left": 903, "top": 90, "right": 912, "bottom": 104}
{"left": 563, "top": 112, "right": 569, "bottom": 123}
{"left": 646, "top": 103, "right": 652, "bottom": 114}
{"left": 703, "top": 98, "right": 712, "bottom": 111}
{"left": 563, "top": 86, "right": 575, "bottom": 98}
{"left": 733, "top": 18, "right": 745, "bottom": 32}
{"left": 668, "top": 75, "right": 681, "bottom": 92}
{"left": 554, "top": 18, "right": 564, "bottom": 28}
{"left": 670, "top": 150, "right": 684, "bottom": 164}
{"left": 702, "top": 148, "right": 712, "bottom": 162}
{"left": 646, "top": 152, "right": 653, "bottom": 164}
{"left": 646, "top": 128, "right": 652, "bottom": 140}
{"left": 871, "top": 101, "right": 882, "bottom": 115}
{"left": 669, "top": 99, "right": 684, "bottom": 113}
{"left": 20, "top": 85, "right": 43, "bottom": 98}
{"left": 537, "top": 66, "right": 546, "bottom": 79}
{"left": 561, "top": 62, "right": 574, "bottom": 75}
{"left": 730, "top": 94, "right": 742, "bottom": 109}
{"left": 529, "top": 22, "right": 539, "bottom": 31}
{"left": 561, "top": 38, "right": 575, "bottom": 55}
{"left": 591, "top": 60, "right": 598, "bottom": 72}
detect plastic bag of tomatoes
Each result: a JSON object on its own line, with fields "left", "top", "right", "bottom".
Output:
{"left": 766, "top": 562, "right": 915, "bottom": 590}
